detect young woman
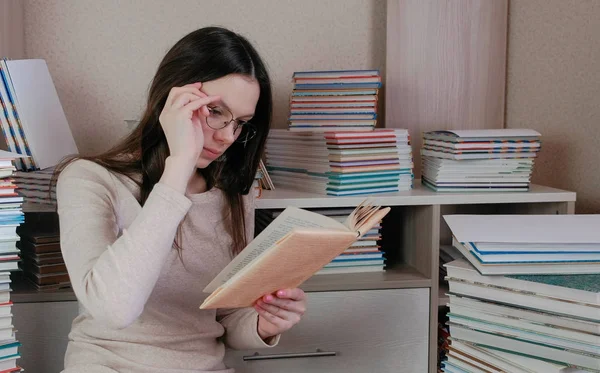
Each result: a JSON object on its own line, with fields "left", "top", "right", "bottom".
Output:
{"left": 54, "top": 27, "right": 306, "bottom": 373}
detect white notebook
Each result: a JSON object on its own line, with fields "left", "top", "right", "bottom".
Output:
{"left": 4, "top": 59, "right": 79, "bottom": 169}
{"left": 444, "top": 214, "right": 600, "bottom": 244}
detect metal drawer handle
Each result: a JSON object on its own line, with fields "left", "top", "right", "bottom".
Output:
{"left": 243, "top": 349, "right": 337, "bottom": 361}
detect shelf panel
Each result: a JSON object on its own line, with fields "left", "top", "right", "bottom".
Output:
{"left": 255, "top": 180, "right": 576, "bottom": 210}
{"left": 10, "top": 273, "right": 76, "bottom": 303}
{"left": 300, "top": 264, "right": 431, "bottom": 293}
{"left": 9, "top": 266, "right": 430, "bottom": 303}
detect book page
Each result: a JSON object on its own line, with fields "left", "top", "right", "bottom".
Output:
{"left": 203, "top": 206, "right": 348, "bottom": 293}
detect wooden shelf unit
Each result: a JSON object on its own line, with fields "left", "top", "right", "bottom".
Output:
{"left": 254, "top": 180, "right": 576, "bottom": 373}
{"left": 10, "top": 180, "right": 576, "bottom": 373}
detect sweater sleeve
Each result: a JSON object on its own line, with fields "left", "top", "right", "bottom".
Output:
{"left": 56, "top": 160, "right": 192, "bottom": 330}
{"left": 215, "top": 192, "right": 281, "bottom": 350}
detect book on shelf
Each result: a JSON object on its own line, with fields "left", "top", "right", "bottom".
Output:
{"left": 252, "top": 160, "right": 275, "bottom": 199}
{"left": 256, "top": 207, "right": 386, "bottom": 275}
{"left": 15, "top": 211, "right": 70, "bottom": 290}
{"left": 421, "top": 129, "right": 541, "bottom": 192}
{"left": 265, "top": 128, "right": 414, "bottom": 196}
{"left": 199, "top": 201, "right": 390, "bottom": 309}
{"left": 288, "top": 69, "right": 381, "bottom": 132}
{"left": 0, "top": 58, "right": 78, "bottom": 212}
{"left": 0, "top": 58, "right": 78, "bottom": 171}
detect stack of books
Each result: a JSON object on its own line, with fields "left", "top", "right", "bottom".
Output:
{"left": 0, "top": 58, "right": 78, "bottom": 171}
{"left": 255, "top": 207, "right": 386, "bottom": 275}
{"left": 13, "top": 168, "right": 56, "bottom": 209}
{"left": 1, "top": 58, "right": 78, "bottom": 211}
{"left": 252, "top": 160, "right": 274, "bottom": 199}
{"left": 288, "top": 70, "right": 381, "bottom": 132}
{"left": 16, "top": 212, "right": 69, "bottom": 290}
{"left": 421, "top": 129, "right": 541, "bottom": 192}
{"left": 443, "top": 214, "right": 600, "bottom": 275}
{"left": 440, "top": 214, "right": 600, "bottom": 372}
{"left": 266, "top": 129, "right": 414, "bottom": 196}
{"left": 0, "top": 150, "right": 25, "bottom": 371}
{"left": 443, "top": 259, "right": 599, "bottom": 372}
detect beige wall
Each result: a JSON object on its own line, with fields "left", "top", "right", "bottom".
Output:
{"left": 505, "top": 0, "right": 600, "bottom": 213}
{"left": 21, "top": 0, "right": 600, "bottom": 211}
{"left": 0, "top": 0, "right": 25, "bottom": 59}
{"left": 23, "top": 0, "right": 386, "bottom": 155}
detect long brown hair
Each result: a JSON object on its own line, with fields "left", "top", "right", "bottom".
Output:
{"left": 53, "top": 27, "right": 272, "bottom": 255}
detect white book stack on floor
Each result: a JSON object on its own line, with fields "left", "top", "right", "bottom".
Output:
{"left": 440, "top": 213, "right": 600, "bottom": 373}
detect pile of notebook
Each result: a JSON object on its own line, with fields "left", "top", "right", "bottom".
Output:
{"left": 288, "top": 70, "right": 381, "bottom": 132}
{"left": 444, "top": 214, "right": 600, "bottom": 275}
{"left": 255, "top": 207, "right": 385, "bottom": 275}
{"left": 266, "top": 129, "right": 414, "bottom": 196}
{"left": 13, "top": 168, "right": 56, "bottom": 208}
{"left": 0, "top": 150, "right": 25, "bottom": 371}
{"left": 440, "top": 214, "right": 600, "bottom": 372}
{"left": 16, "top": 212, "right": 70, "bottom": 291}
{"left": 421, "top": 129, "right": 541, "bottom": 192}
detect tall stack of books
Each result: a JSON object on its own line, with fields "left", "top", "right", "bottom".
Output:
{"left": 421, "top": 129, "right": 541, "bottom": 192}
{"left": 288, "top": 70, "right": 381, "bottom": 132}
{"left": 0, "top": 150, "right": 26, "bottom": 372}
{"left": 440, "top": 214, "right": 600, "bottom": 372}
{"left": 255, "top": 207, "right": 386, "bottom": 275}
{"left": 0, "top": 58, "right": 78, "bottom": 212}
{"left": 266, "top": 129, "right": 414, "bottom": 196}
{"left": 16, "top": 212, "right": 69, "bottom": 290}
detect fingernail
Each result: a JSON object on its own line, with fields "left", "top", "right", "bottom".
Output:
{"left": 265, "top": 295, "right": 273, "bottom": 302}
{"left": 277, "top": 290, "right": 285, "bottom": 297}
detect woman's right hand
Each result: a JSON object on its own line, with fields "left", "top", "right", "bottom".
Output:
{"left": 158, "top": 82, "right": 220, "bottom": 194}
{"left": 159, "top": 82, "right": 220, "bottom": 166}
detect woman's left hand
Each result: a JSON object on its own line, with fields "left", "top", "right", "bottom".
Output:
{"left": 254, "top": 288, "right": 306, "bottom": 340}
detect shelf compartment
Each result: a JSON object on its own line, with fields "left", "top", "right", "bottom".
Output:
{"left": 301, "top": 264, "right": 431, "bottom": 293}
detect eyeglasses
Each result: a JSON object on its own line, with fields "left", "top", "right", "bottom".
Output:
{"left": 206, "top": 105, "right": 257, "bottom": 144}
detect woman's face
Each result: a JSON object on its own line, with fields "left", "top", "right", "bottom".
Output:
{"left": 192, "top": 73, "right": 260, "bottom": 168}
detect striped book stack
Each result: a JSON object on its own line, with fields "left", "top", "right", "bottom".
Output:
{"left": 255, "top": 207, "right": 386, "bottom": 275}
{"left": 266, "top": 129, "right": 414, "bottom": 196}
{"left": 0, "top": 150, "right": 25, "bottom": 372}
{"left": 421, "top": 129, "right": 541, "bottom": 192}
{"left": 0, "top": 59, "right": 78, "bottom": 171}
{"left": 12, "top": 168, "right": 56, "bottom": 209}
{"left": 288, "top": 69, "right": 381, "bottom": 132}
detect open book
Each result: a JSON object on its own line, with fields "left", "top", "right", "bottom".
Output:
{"left": 200, "top": 201, "right": 390, "bottom": 309}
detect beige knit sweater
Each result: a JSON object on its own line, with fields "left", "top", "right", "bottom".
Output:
{"left": 56, "top": 159, "right": 278, "bottom": 373}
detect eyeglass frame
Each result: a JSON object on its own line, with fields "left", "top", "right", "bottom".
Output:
{"left": 205, "top": 105, "right": 257, "bottom": 144}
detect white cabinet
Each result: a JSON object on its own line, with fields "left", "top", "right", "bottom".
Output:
{"left": 224, "top": 288, "right": 430, "bottom": 373}
{"left": 12, "top": 301, "right": 79, "bottom": 372}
